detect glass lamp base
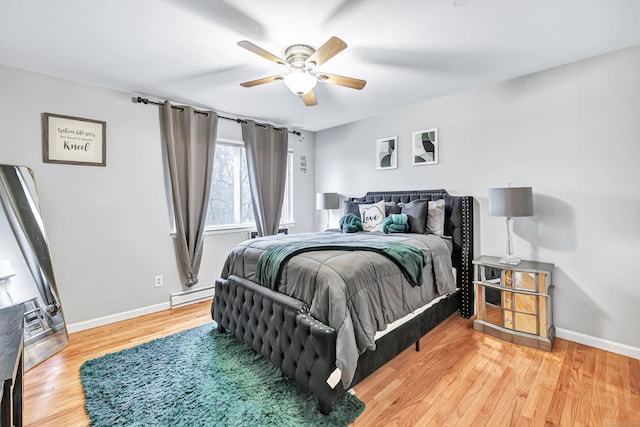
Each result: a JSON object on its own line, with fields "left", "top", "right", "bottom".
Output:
{"left": 499, "top": 255, "right": 522, "bottom": 265}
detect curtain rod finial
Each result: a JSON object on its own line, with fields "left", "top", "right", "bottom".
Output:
{"left": 131, "top": 96, "right": 149, "bottom": 104}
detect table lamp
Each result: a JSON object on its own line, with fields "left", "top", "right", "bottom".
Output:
{"left": 316, "top": 192, "right": 339, "bottom": 230}
{"left": 488, "top": 186, "right": 533, "bottom": 265}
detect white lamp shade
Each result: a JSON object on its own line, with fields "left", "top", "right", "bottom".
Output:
{"left": 284, "top": 71, "right": 317, "bottom": 95}
{"left": 316, "top": 192, "right": 339, "bottom": 210}
{"left": 0, "top": 259, "right": 16, "bottom": 280}
{"left": 488, "top": 187, "right": 533, "bottom": 217}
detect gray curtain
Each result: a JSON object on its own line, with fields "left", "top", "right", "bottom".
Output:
{"left": 241, "top": 120, "right": 288, "bottom": 237}
{"left": 163, "top": 101, "right": 218, "bottom": 287}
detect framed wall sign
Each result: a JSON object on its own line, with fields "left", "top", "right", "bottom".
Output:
{"left": 412, "top": 128, "right": 438, "bottom": 166}
{"left": 42, "top": 113, "right": 106, "bottom": 166}
{"left": 376, "top": 136, "right": 397, "bottom": 170}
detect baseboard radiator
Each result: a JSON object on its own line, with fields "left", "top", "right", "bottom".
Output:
{"left": 170, "top": 284, "right": 215, "bottom": 309}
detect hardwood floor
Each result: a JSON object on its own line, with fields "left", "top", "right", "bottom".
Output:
{"left": 24, "top": 301, "right": 639, "bottom": 426}
{"left": 24, "top": 301, "right": 213, "bottom": 427}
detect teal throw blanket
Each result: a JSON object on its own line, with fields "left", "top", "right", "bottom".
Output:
{"left": 382, "top": 214, "right": 409, "bottom": 234}
{"left": 255, "top": 236, "right": 429, "bottom": 289}
{"left": 339, "top": 213, "right": 363, "bottom": 233}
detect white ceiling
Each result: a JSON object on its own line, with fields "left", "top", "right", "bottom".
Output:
{"left": 2, "top": 0, "right": 640, "bottom": 131}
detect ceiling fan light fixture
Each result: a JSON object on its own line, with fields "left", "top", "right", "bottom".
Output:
{"left": 238, "top": 36, "right": 365, "bottom": 106}
{"left": 283, "top": 70, "right": 317, "bottom": 95}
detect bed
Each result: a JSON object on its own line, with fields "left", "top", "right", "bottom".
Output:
{"left": 212, "top": 189, "right": 474, "bottom": 414}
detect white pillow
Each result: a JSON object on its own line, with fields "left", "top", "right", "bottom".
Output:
{"left": 426, "top": 199, "right": 445, "bottom": 236}
{"left": 359, "top": 200, "right": 386, "bottom": 232}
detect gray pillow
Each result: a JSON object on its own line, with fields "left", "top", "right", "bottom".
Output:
{"left": 426, "top": 199, "right": 445, "bottom": 236}
{"left": 399, "top": 199, "right": 429, "bottom": 233}
{"left": 385, "top": 202, "right": 402, "bottom": 216}
{"left": 343, "top": 200, "right": 362, "bottom": 217}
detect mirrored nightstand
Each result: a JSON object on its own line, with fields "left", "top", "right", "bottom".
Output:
{"left": 473, "top": 255, "right": 555, "bottom": 351}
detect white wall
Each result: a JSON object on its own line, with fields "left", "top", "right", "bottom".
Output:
{"left": 0, "top": 65, "right": 316, "bottom": 325}
{"left": 315, "top": 46, "right": 640, "bottom": 353}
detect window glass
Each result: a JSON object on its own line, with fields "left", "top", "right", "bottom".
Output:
{"left": 206, "top": 141, "right": 293, "bottom": 229}
{"left": 208, "top": 144, "right": 235, "bottom": 226}
{"left": 240, "top": 152, "right": 254, "bottom": 224}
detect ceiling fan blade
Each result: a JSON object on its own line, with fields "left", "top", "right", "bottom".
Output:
{"left": 302, "top": 91, "right": 318, "bottom": 106}
{"left": 317, "top": 73, "right": 366, "bottom": 90}
{"left": 306, "top": 36, "right": 347, "bottom": 67}
{"left": 237, "top": 40, "right": 286, "bottom": 66}
{"left": 240, "top": 75, "right": 284, "bottom": 88}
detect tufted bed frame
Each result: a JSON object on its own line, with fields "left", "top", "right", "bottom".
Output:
{"left": 212, "top": 189, "right": 474, "bottom": 414}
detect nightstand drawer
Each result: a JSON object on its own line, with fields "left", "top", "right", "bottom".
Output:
{"left": 501, "top": 311, "right": 537, "bottom": 334}
{"left": 504, "top": 270, "right": 548, "bottom": 293}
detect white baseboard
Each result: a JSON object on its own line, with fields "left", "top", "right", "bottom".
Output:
{"left": 556, "top": 327, "right": 640, "bottom": 360}
{"left": 67, "top": 302, "right": 170, "bottom": 334}
{"left": 170, "top": 284, "right": 215, "bottom": 308}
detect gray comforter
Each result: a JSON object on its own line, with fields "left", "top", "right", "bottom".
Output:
{"left": 220, "top": 230, "right": 456, "bottom": 387}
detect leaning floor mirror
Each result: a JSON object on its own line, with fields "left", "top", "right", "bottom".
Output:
{"left": 0, "top": 164, "right": 68, "bottom": 369}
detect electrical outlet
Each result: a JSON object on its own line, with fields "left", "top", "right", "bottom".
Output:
{"left": 154, "top": 275, "right": 163, "bottom": 288}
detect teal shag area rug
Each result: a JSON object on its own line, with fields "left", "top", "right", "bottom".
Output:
{"left": 80, "top": 323, "right": 365, "bottom": 427}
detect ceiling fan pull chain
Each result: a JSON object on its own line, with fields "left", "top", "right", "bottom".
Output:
{"left": 298, "top": 106, "right": 304, "bottom": 142}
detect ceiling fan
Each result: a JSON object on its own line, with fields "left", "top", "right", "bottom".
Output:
{"left": 238, "top": 36, "right": 366, "bottom": 106}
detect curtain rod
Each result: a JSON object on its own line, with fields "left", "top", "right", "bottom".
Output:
{"left": 132, "top": 96, "right": 301, "bottom": 137}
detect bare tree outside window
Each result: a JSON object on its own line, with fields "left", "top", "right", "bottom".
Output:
{"left": 208, "top": 144, "right": 235, "bottom": 226}
{"left": 206, "top": 141, "right": 293, "bottom": 229}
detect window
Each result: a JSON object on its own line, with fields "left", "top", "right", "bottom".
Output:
{"left": 206, "top": 139, "right": 293, "bottom": 229}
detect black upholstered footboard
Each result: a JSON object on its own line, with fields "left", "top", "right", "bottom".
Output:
{"left": 213, "top": 275, "right": 462, "bottom": 414}
{"left": 213, "top": 275, "right": 344, "bottom": 413}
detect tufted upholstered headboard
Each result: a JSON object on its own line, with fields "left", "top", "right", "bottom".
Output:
{"left": 350, "top": 189, "right": 474, "bottom": 318}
